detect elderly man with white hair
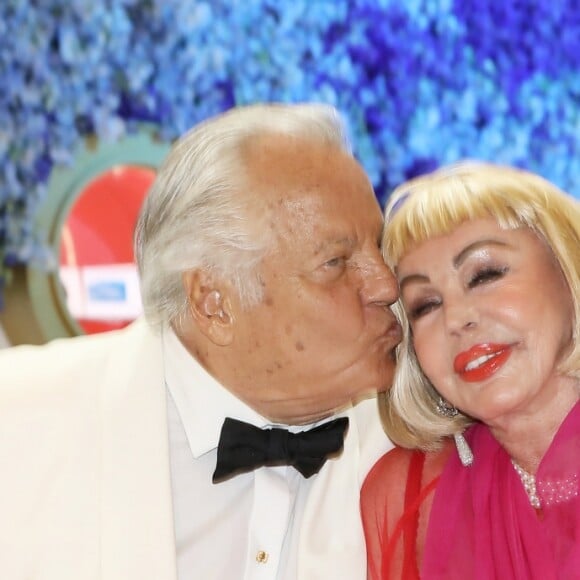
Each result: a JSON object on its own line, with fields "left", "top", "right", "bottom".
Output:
{"left": 0, "top": 103, "right": 401, "bottom": 580}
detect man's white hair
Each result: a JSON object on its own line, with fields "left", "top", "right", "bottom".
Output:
{"left": 134, "top": 102, "right": 351, "bottom": 330}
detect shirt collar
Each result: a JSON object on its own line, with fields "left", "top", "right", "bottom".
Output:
{"left": 162, "top": 327, "right": 269, "bottom": 458}
{"left": 162, "top": 327, "right": 348, "bottom": 458}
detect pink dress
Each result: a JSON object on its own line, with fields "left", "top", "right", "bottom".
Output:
{"left": 362, "top": 401, "right": 580, "bottom": 579}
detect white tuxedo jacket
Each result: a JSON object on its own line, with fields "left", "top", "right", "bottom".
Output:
{"left": 0, "top": 320, "right": 392, "bottom": 579}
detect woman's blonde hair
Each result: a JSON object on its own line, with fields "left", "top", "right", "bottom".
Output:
{"left": 381, "top": 161, "right": 580, "bottom": 450}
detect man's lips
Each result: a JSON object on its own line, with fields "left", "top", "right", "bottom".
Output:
{"left": 385, "top": 320, "right": 403, "bottom": 343}
{"left": 376, "top": 319, "right": 403, "bottom": 349}
{"left": 453, "top": 343, "right": 513, "bottom": 382}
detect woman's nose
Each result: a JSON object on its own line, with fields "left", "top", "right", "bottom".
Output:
{"left": 444, "top": 298, "right": 478, "bottom": 334}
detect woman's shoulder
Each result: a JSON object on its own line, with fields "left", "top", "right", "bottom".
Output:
{"left": 362, "top": 440, "right": 454, "bottom": 501}
{"left": 361, "top": 441, "right": 455, "bottom": 578}
{"left": 364, "top": 446, "right": 416, "bottom": 489}
{"left": 361, "top": 446, "right": 418, "bottom": 520}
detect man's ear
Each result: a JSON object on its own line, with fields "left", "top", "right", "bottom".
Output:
{"left": 183, "top": 270, "right": 235, "bottom": 346}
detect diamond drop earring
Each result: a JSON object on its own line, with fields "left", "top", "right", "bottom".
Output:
{"left": 453, "top": 432, "right": 474, "bottom": 467}
{"left": 435, "top": 396, "right": 473, "bottom": 467}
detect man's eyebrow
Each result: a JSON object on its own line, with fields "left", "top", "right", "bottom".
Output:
{"left": 312, "top": 237, "right": 355, "bottom": 255}
{"left": 452, "top": 239, "right": 510, "bottom": 268}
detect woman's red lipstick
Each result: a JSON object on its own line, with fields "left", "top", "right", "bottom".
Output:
{"left": 453, "top": 343, "right": 512, "bottom": 383}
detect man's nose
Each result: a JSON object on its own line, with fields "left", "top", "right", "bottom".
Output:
{"left": 361, "top": 258, "right": 399, "bottom": 306}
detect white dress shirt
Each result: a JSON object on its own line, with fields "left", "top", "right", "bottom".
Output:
{"left": 163, "top": 328, "right": 342, "bottom": 580}
{"left": 0, "top": 320, "right": 390, "bottom": 579}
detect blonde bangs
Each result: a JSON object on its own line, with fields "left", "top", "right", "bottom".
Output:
{"left": 382, "top": 162, "right": 562, "bottom": 266}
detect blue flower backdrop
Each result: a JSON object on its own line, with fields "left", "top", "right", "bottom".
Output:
{"left": 1, "top": 0, "right": 579, "bottom": 302}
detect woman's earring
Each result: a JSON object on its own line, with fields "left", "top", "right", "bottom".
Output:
{"left": 435, "top": 396, "right": 473, "bottom": 467}
{"left": 453, "top": 432, "right": 474, "bottom": 467}
{"left": 436, "top": 396, "right": 458, "bottom": 418}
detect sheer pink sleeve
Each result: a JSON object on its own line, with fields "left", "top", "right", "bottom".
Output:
{"left": 361, "top": 443, "right": 452, "bottom": 580}
{"left": 361, "top": 447, "right": 417, "bottom": 580}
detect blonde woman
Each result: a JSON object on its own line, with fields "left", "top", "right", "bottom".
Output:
{"left": 362, "top": 162, "right": 580, "bottom": 579}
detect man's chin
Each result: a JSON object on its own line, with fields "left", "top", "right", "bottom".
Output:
{"left": 351, "top": 389, "right": 381, "bottom": 406}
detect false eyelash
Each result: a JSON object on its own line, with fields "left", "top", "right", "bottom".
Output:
{"left": 468, "top": 265, "right": 508, "bottom": 287}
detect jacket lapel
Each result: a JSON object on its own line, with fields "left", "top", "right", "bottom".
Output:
{"left": 297, "top": 399, "right": 391, "bottom": 579}
{"left": 100, "top": 321, "right": 177, "bottom": 580}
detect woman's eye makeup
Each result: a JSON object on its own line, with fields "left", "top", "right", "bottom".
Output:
{"left": 405, "top": 264, "right": 509, "bottom": 320}
{"left": 467, "top": 265, "right": 509, "bottom": 288}
{"left": 407, "top": 298, "right": 441, "bottom": 320}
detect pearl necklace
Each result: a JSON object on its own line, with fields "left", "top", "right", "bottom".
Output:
{"left": 511, "top": 460, "right": 541, "bottom": 509}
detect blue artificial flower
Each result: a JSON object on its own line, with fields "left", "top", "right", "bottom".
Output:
{"left": 0, "top": 0, "right": 578, "bottom": 301}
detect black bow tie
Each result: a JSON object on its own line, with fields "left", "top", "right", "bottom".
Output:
{"left": 212, "top": 417, "right": 349, "bottom": 483}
